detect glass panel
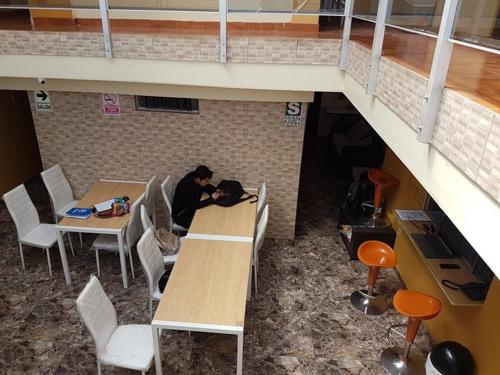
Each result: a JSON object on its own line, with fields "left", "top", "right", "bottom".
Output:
{"left": 228, "top": 0, "right": 344, "bottom": 14}
{"left": 452, "top": 0, "right": 500, "bottom": 50}
{"left": 108, "top": 0, "right": 218, "bottom": 12}
{"left": 353, "top": 0, "right": 378, "bottom": 21}
{"left": 386, "top": 0, "right": 444, "bottom": 35}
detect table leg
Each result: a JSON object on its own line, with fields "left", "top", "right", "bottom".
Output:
{"left": 152, "top": 326, "right": 163, "bottom": 375}
{"left": 57, "top": 230, "right": 71, "bottom": 285}
{"left": 237, "top": 331, "right": 243, "bottom": 375}
{"left": 117, "top": 232, "right": 128, "bottom": 289}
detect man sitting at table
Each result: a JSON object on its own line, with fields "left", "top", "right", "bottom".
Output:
{"left": 172, "top": 165, "right": 221, "bottom": 229}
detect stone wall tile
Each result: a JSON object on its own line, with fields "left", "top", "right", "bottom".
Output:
{"left": 476, "top": 115, "right": 500, "bottom": 201}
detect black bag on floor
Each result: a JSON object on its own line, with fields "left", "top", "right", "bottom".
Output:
{"left": 215, "top": 180, "right": 258, "bottom": 207}
{"left": 158, "top": 264, "right": 175, "bottom": 293}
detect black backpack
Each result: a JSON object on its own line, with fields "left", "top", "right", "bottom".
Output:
{"left": 215, "top": 180, "right": 258, "bottom": 207}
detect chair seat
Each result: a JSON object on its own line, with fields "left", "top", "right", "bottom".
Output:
{"left": 152, "top": 285, "right": 163, "bottom": 301}
{"left": 21, "top": 224, "right": 58, "bottom": 248}
{"left": 92, "top": 234, "right": 122, "bottom": 252}
{"left": 100, "top": 324, "right": 154, "bottom": 372}
{"left": 163, "top": 254, "right": 178, "bottom": 265}
{"left": 56, "top": 200, "right": 80, "bottom": 218}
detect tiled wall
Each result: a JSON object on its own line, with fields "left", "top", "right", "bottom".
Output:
{"left": 0, "top": 30, "right": 341, "bottom": 65}
{"left": 346, "top": 41, "right": 500, "bottom": 203}
{"left": 346, "top": 41, "right": 370, "bottom": 87}
{"left": 29, "top": 92, "right": 307, "bottom": 239}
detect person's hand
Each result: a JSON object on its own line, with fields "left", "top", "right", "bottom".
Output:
{"left": 211, "top": 192, "right": 222, "bottom": 200}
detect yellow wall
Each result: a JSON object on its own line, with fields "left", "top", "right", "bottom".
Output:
{"left": 0, "top": 91, "right": 42, "bottom": 196}
{"left": 382, "top": 148, "right": 500, "bottom": 375}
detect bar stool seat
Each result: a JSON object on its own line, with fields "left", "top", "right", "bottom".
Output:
{"left": 381, "top": 290, "right": 442, "bottom": 375}
{"left": 350, "top": 240, "right": 397, "bottom": 315}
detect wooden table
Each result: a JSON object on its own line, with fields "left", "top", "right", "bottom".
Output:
{"left": 55, "top": 180, "right": 146, "bottom": 288}
{"left": 152, "top": 189, "right": 258, "bottom": 375}
{"left": 187, "top": 189, "right": 258, "bottom": 243}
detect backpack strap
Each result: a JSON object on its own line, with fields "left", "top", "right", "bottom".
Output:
{"left": 239, "top": 193, "right": 258, "bottom": 204}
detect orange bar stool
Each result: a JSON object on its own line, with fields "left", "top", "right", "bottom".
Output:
{"left": 350, "top": 240, "right": 397, "bottom": 315}
{"left": 381, "top": 290, "right": 442, "bottom": 375}
{"left": 365, "top": 169, "right": 399, "bottom": 228}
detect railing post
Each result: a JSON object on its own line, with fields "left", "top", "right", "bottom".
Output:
{"left": 99, "top": 0, "right": 113, "bottom": 59}
{"left": 219, "top": 0, "right": 228, "bottom": 63}
{"left": 339, "top": 0, "right": 354, "bottom": 69}
{"left": 417, "top": 0, "right": 459, "bottom": 143}
{"left": 366, "top": 0, "right": 391, "bottom": 95}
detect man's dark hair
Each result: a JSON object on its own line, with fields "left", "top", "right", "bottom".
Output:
{"left": 194, "top": 165, "right": 213, "bottom": 180}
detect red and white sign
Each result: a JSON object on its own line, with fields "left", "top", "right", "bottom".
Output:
{"left": 102, "top": 93, "right": 120, "bottom": 115}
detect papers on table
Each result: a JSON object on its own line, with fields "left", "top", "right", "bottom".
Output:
{"left": 65, "top": 207, "right": 92, "bottom": 219}
{"left": 395, "top": 209, "right": 430, "bottom": 221}
{"left": 93, "top": 199, "right": 115, "bottom": 212}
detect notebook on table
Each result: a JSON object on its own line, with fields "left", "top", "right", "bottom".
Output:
{"left": 65, "top": 207, "right": 93, "bottom": 219}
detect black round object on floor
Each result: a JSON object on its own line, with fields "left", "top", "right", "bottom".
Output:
{"left": 429, "top": 341, "right": 474, "bottom": 375}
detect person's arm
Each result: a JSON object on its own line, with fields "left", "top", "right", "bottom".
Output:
{"left": 203, "top": 184, "right": 217, "bottom": 195}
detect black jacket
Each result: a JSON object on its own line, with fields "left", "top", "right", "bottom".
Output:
{"left": 172, "top": 171, "right": 217, "bottom": 228}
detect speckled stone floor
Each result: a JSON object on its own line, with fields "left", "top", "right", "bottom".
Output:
{"left": 0, "top": 141, "right": 432, "bottom": 374}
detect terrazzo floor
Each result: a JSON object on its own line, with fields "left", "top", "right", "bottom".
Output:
{"left": 0, "top": 141, "right": 432, "bottom": 374}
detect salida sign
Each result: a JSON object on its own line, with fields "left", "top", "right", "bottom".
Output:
{"left": 34, "top": 90, "right": 52, "bottom": 112}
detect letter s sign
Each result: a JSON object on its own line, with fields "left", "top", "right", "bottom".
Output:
{"left": 286, "top": 102, "right": 302, "bottom": 116}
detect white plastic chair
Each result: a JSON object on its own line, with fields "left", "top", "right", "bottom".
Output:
{"left": 76, "top": 275, "right": 155, "bottom": 374}
{"left": 40, "top": 164, "right": 81, "bottom": 252}
{"left": 140, "top": 205, "right": 179, "bottom": 265}
{"left": 256, "top": 182, "right": 267, "bottom": 222}
{"left": 145, "top": 175, "right": 157, "bottom": 226}
{"left": 160, "top": 175, "right": 187, "bottom": 233}
{"left": 2, "top": 184, "right": 68, "bottom": 277}
{"left": 253, "top": 204, "right": 269, "bottom": 294}
{"left": 137, "top": 227, "right": 166, "bottom": 320}
{"left": 91, "top": 195, "right": 145, "bottom": 280}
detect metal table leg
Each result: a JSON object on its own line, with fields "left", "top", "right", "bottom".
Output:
{"left": 117, "top": 232, "right": 128, "bottom": 288}
{"left": 237, "top": 331, "right": 243, "bottom": 375}
{"left": 152, "top": 326, "right": 163, "bottom": 375}
{"left": 56, "top": 229, "right": 71, "bottom": 285}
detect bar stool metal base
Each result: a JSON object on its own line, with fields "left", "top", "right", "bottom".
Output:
{"left": 350, "top": 289, "right": 387, "bottom": 315}
{"left": 380, "top": 347, "right": 425, "bottom": 375}
{"left": 364, "top": 214, "right": 391, "bottom": 229}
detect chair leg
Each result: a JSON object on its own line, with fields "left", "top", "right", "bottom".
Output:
{"left": 18, "top": 242, "right": 25, "bottom": 270}
{"left": 253, "top": 263, "right": 258, "bottom": 295}
{"left": 95, "top": 249, "right": 101, "bottom": 278}
{"left": 67, "top": 233, "right": 75, "bottom": 256}
{"left": 97, "top": 360, "right": 102, "bottom": 375}
{"left": 149, "top": 296, "right": 153, "bottom": 321}
{"left": 79, "top": 232, "right": 83, "bottom": 248}
{"left": 129, "top": 250, "right": 135, "bottom": 279}
{"left": 46, "top": 248, "right": 52, "bottom": 277}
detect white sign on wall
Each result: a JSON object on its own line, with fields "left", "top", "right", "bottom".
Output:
{"left": 34, "top": 90, "right": 52, "bottom": 112}
{"left": 102, "top": 93, "right": 120, "bottom": 116}
{"left": 284, "top": 102, "right": 302, "bottom": 126}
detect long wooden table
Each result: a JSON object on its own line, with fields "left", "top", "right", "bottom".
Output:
{"left": 54, "top": 180, "right": 146, "bottom": 288}
{"left": 152, "top": 190, "right": 258, "bottom": 375}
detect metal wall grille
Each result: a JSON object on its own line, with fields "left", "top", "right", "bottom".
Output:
{"left": 135, "top": 96, "right": 199, "bottom": 113}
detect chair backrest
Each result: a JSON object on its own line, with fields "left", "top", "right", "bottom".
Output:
{"left": 40, "top": 164, "right": 74, "bottom": 214}
{"left": 145, "top": 175, "right": 157, "bottom": 217}
{"left": 141, "top": 205, "right": 155, "bottom": 233}
{"left": 76, "top": 275, "right": 118, "bottom": 358}
{"left": 160, "top": 176, "right": 174, "bottom": 230}
{"left": 137, "top": 227, "right": 166, "bottom": 296}
{"left": 256, "top": 182, "right": 266, "bottom": 221}
{"left": 255, "top": 204, "right": 269, "bottom": 253}
{"left": 3, "top": 184, "right": 41, "bottom": 239}
{"left": 125, "top": 194, "right": 145, "bottom": 251}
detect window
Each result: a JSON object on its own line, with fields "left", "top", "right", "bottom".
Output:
{"left": 135, "top": 96, "right": 199, "bottom": 113}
